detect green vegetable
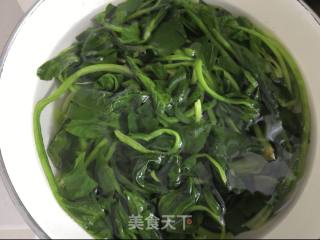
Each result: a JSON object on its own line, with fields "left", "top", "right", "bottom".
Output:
{"left": 34, "top": 0, "right": 311, "bottom": 239}
{"left": 58, "top": 153, "right": 98, "bottom": 200}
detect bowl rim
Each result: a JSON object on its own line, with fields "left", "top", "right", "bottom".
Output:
{"left": 0, "top": 0, "right": 48, "bottom": 238}
{"left": 0, "top": 0, "right": 318, "bottom": 238}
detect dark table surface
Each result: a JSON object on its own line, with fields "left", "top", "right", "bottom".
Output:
{"left": 305, "top": 0, "right": 320, "bottom": 15}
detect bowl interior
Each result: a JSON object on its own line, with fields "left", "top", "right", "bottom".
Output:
{"left": 0, "top": 0, "right": 319, "bottom": 238}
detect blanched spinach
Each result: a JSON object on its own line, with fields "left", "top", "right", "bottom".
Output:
{"left": 34, "top": 0, "right": 310, "bottom": 239}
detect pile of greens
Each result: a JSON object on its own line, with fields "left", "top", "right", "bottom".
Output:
{"left": 33, "top": 0, "right": 310, "bottom": 238}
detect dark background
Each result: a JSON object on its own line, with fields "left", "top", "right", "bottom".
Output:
{"left": 306, "top": 0, "right": 320, "bottom": 14}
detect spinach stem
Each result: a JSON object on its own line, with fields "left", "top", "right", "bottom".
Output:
{"left": 163, "top": 62, "right": 194, "bottom": 69}
{"left": 271, "top": 34, "right": 311, "bottom": 175}
{"left": 226, "top": 118, "right": 241, "bottom": 134}
{"left": 211, "top": 28, "right": 233, "bottom": 52}
{"left": 86, "top": 138, "right": 109, "bottom": 167}
{"left": 213, "top": 65, "right": 240, "bottom": 91}
{"left": 195, "top": 59, "right": 253, "bottom": 107}
{"left": 243, "top": 70, "right": 258, "bottom": 95}
{"left": 127, "top": 0, "right": 162, "bottom": 21}
{"left": 61, "top": 92, "right": 75, "bottom": 115}
{"left": 162, "top": 101, "right": 216, "bottom": 125}
{"left": 192, "top": 154, "right": 227, "bottom": 185}
{"left": 131, "top": 129, "right": 182, "bottom": 154}
{"left": 207, "top": 108, "right": 217, "bottom": 126}
{"left": 188, "top": 205, "right": 225, "bottom": 229}
{"left": 159, "top": 55, "right": 194, "bottom": 62}
{"left": 114, "top": 130, "right": 156, "bottom": 154}
{"left": 150, "top": 171, "right": 161, "bottom": 183}
{"left": 253, "top": 125, "right": 275, "bottom": 161}
{"left": 234, "top": 26, "right": 292, "bottom": 93}
{"left": 143, "top": 8, "right": 167, "bottom": 41}
{"left": 105, "top": 142, "right": 118, "bottom": 164}
{"left": 115, "top": 128, "right": 182, "bottom": 155}
{"left": 102, "top": 22, "right": 123, "bottom": 33}
{"left": 180, "top": 4, "right": 238, "bottom": 67}
{"left": 33, "top": 64, "right": 132, "bottom": 201}
{"left": 194, "top": 99, "right": 202, "bottom": 123}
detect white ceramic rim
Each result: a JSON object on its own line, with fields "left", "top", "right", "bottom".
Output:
{"left": 0, "top": 1, "right": 51, "bottom": 238}
{"left": 0, "top": 0, "right": 318, "bottom": 239}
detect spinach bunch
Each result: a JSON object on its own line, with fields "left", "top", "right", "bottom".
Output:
{"left": 34, "top": 0, "right": 310, "bottom": 238}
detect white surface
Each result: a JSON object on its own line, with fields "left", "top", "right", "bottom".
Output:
{"left": 0, "top": 0, "right": 23, "bottom": 50}
{"left": 0, "top": 0, "right": 34, "bottom": 239}
{"left": 0, "top": 229, "right": 34, "bottom": 239}
{"left": 0, "top": 179, "right": 26, "bottom": 229}
{"left": 17, "top": 0, "right": 38, "bottom": 12}
{"left": 0, "top": 0, "right": 319, "bottom": 239}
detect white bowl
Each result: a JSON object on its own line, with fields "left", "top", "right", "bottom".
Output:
{"left": 0, "top": 0, "right": 319, "bottom": 238}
